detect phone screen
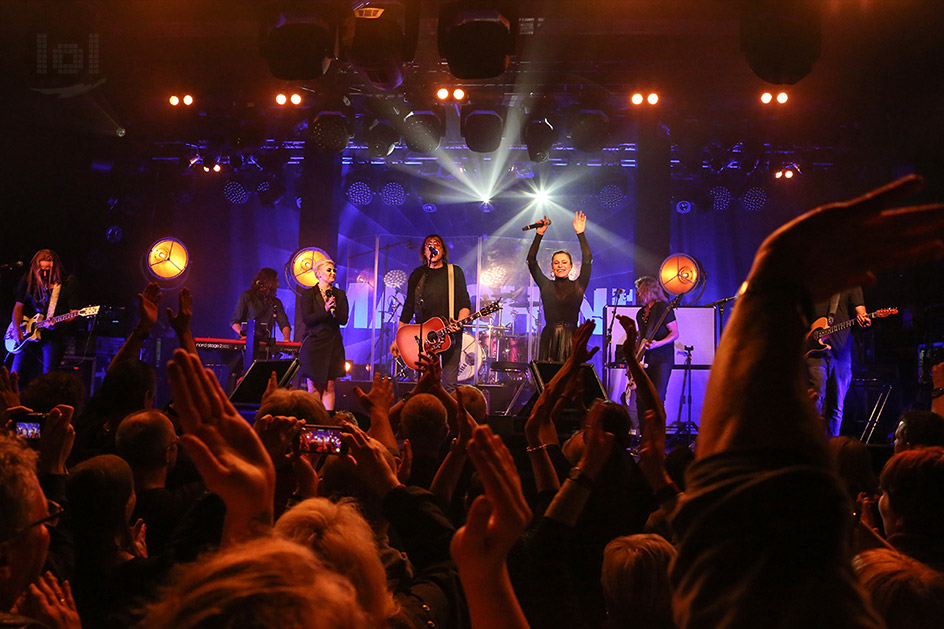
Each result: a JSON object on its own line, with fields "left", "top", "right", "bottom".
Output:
{"left": 296, "top": 425, "right": 345, "bottom": 454}
{"left": 14, "top": 421, "right": 42, "bottom": 440}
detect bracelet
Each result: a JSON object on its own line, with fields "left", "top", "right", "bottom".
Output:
{"left": 653, "top": 482, "right": 681, "bottom": 505}
{"left": 526, "top": 443, "right": 550, "bottom": 454}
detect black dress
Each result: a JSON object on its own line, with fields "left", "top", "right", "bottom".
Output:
{"left": 299, "top": 285, "right": 349, "bottom": 385}
{"left": 526, "top": 232, "right": 592, "bottom": 361}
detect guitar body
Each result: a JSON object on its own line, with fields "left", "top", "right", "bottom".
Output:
{"left": 4, "top": 306, "right": 102, "bottom": 354}
{"left": 804, "top": 316, "right": 833, "bottom": 357}
{"left": 396, "top": 317, "right": 452, "bottom": 369}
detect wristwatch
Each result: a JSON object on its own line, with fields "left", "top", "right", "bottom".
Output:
{"left": 567, "top": 466, "right": 594, "bottom": 490}
{"left": 931, "top": 387, "right": 944, "bottom": 399}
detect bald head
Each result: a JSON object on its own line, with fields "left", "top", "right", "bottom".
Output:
{"left": 116, "top": 410, "right": 178, "bottom": 472}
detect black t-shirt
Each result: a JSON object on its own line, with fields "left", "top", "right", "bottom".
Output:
{"left": 15, "top": 275, "right": 79, "bottom": 318}
{"left": 811, "top": 287, "right": 864, "bottom": 361}
{"left": 231, "top": 289, "right": 290, "bottom": 336}
{"left": 637, "top": 301, "right": 677, "bottom": 364}
{"left": 400, "top": 264, "right": 472, "bottom": 324}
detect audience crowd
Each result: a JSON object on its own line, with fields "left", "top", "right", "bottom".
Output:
{"left": 2, "top": 175, "right": 944, "bottom": 628}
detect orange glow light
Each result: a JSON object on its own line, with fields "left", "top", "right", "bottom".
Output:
{"left": 169, "top": 95, "right": 180, "bottom": 106}
{"left": 647, "top": 92, "right": 659, "bottom": 105}
{"left": 290, "top": 93, "right": 302, "bottom": 105}
{"left": 452, "top": 88, "right": 465, "bottom": 100}
{"left": 631, "top": 93, "right": 644, "bottom": 105}
{"left": 436, "top": 88, "right": 450, "bottom": 100}
{"left": 760, "top": 92, "right": 773, "bottom": 104}
{"left": 183, "top": 94, "right": 194, "bottom": 106}
{"left": 275, "top": 93, "right": 288, "bottom": 106}
{"left": 776, "top": 92, "right": 788, "bottom": 104}
{"left": 784, "top": 169, "right": 794, "bottom": 179}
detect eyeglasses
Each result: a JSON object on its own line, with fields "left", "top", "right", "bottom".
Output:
{"left": 0, "top": 500, "right": 64, "bottom": 543}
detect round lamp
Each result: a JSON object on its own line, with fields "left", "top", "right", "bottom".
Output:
{"left": 659, "top": 253, "right": 701, "bottom": 295}
{"left": 146, "top": 238, "right": 190, "bottom": 281}
{"left": 288, "top": 247, "right": 330, "bottom": 289}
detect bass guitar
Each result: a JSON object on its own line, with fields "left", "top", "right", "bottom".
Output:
{"left": 4, "top": 306, "right": 101, "bottom": 354}
{"left": 396, "top": 301, "right": 501, "bottom": 370}
{"left": 625, "top": 293, "right": 683, "bottom": 393}
{"left": 805, "top": 308, "right": 897, "bottom": 357}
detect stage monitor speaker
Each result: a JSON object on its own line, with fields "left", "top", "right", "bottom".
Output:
{"left": 606, "top": 366, "right": 710, "bottom": 431}
{"left": 605, "top": 306, "right": 716, "bottom": 366}
{"left": 230, "top": 359, "right": 299, "bottom": 406}
{"left": 529, "top": 361, "right": 606, "bottom": 407}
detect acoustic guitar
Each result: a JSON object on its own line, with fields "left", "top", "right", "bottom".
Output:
{"left": 396, "top": 301, "right": 501, "bottom": 369}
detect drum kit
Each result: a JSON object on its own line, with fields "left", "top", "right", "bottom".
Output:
{"left": 457, "top": 292, "right": 539, "bottom": 382}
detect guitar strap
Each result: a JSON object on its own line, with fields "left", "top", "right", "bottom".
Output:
{"left": 46, "top": 284, "right": 61, "bottom": 320}
{"left": 827, "top": 292, "right": 841, "bottom": 325}
{"left": 448, "top": 264, "right": 455, "bottom": 320}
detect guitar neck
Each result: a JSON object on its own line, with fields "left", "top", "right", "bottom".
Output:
{"left": 39, "top": 311, "right": 83, "bottom": 328}
{"left": 815, "top": 310, "right": 887, "bottom": 338}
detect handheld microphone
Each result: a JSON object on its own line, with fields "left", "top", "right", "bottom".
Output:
{"left": 326, "top": 288, "right": 336, "bottom": 316}
{"left": 521, "top": 219, "right": 548, "bottom": 231}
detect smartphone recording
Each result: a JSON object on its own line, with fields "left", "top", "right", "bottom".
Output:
{"left": 295, "top": 425, "right": 346, "bottom": 455}
{"left": 14, "top": 413, "right": 46, "bottom": 441}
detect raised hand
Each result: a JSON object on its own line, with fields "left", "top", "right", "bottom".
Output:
{"left": 573, "top": 210, "right": 587, "bottom": 234}
{"left": 167, "top": 348, "right": 276, "bottom": 543}
{"left": 396, "top": 439, "right": 413, "bottom": 485}
{"left": 536, "top": 215, "right": 551, "bottom": 236}
{"left": 131, "top": 519, "right": 148, "bottom": 558}
{"left": 617, "top": 314, "right": 637, "bottom": 347}
{"left": 291, "top": 451, "right": 324, "bottom": 499}
{"left": 0, "top": 367, "right": 21, "bottom": 415}
{"left": 137, "top": 282, "right": 162, "bottom": 331}
{"left": 353, "top": 372, "right": 394, "bottom": 415}
{"left": 166, "top": 287, "right": 193, "bottom": 337}
{"left": 12, "top": 572, "right": 80, "bottom": 629}
{"left": 37, "top": 404, "right": 75, "bottom": 476}
{"left": 577, "top": 401, "right": 615, "bottom": 480}
{"left": 253, "top": 413, "right": 304, "bottom": 466}
{"left": 340, "top": 425, "right": 401, "bottom": 498}
{"left": 570, "top": 319, "right": 599, "bottom": 364}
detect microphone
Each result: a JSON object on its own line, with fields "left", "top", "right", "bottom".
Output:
{"left": 521, "top": 219, "right": 548, "bottom": 231}
{"left": 326, "top": 288, "right": 336, "bottom": 316}
{"left": 427, "top": 244, "right": 439, "bottom": 257}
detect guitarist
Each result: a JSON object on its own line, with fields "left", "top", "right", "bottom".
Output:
{"left": 10, "top": 249, "right": 80, "bottom": 380}
{"left": 630, "top": 276, "right": 679, "bottom": 427}
{"left": 392, "top": 234, "right": 471, "bottom": 392}
{"left": 806, "top": 288, "right": 871, "bottom": 437}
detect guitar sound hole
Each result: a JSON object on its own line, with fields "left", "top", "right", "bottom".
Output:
{"left": 426, "top": 331, "right": 438, "bottom": 342}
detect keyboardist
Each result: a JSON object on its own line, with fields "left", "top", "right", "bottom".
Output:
{"left": 231, "top": 267, "right": 292, "bottom": 342}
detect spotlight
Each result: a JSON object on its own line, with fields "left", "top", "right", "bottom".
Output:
{"left": 462, "top": 109, "right": 504, "bottom": 153}
{"left": 257, "top": 179, "right": 286, "bottom": 207}
{"left": 524, "top": 118, "right": 556, "bottom": 163}
{"left": 260, "top": 0, "right": 338, "bottom": 80}
{"left": 436, "top": 87, "right": 450, "bottom": 100}
{"left": 438, "top": 0, "right": 517, "bottom": 79}
{"left": 452, "top": 88, "right": 465, "bottom": 100}
{"left": 479, "top": 200, "right": 493, "bottom": 213}
{"left": 630, "top": 93, "right": 644, "bottom": 106}
{"left": 659, "top": 253, "right": 703, "bottom": 296}
{"left": 480, "top": 265, "right": 507, "bottom": 287}
{"left": 275, "top": 93, "right": 288, "bottom": 105}
{"left": 569, "top": 110, "right": 610, "bottom": 153}
{"left": 290, "top": 93, "right": 302, "bottom": 105}
{"left": 741, "top": 186, "right": 767, "bottom": 211}
{"left": 776, "top": 91, "right": 788, "bottom": 104}
{"left": 105, "top": 225, "right": 124, "bottom": 243}
{"left": 380, "top": 178, "right": 408, "bottom": 206}
{"left": 345, "top": 170, "right": 375, "bottom": 207}
{"left": 346, "top": 1, "right": 420, "bottom": 91}
{"left": 384, "top": 269, "right": 408, "bottom": 290}
{"left": 784, "top": 169, "right": 794, "bottom": 179}
{"left": 145, "top": 237, "right": 190, "bottom": 282}
{"left": 422, "top": 202, "right": 437, "bottom": 213}
{"left": 710, "top": 186, "right": 733, "bottom": 211}
{"left": 675, "top": 200, "right": 693, "bottom": 214}
{"left": 647, "top": 92, "right": 659, "bottom": 105}
{"left": 760, "top": 92, "right": 773, "bottom": 104}
{"left": 532, "top": 188, "right": 549, "bottom": 206}
{"left": 740, "top": 0, "right": 821, "bottom": 85}
{"left": 774, "top": 170, "right": 783, "bottom": 179}
{"left": 212, "top": 164, "right": 222, "bottom": 173}
{"left": 287, "top": 247, "right": 330, "bottom": 289}
{"left": 223, "top": 179, "right": 251, "bottom": 205}
{"left": 403, "top": 111, "right": 444, "bottom": 153}
{"left": 307, "top": 112, "right": 351, "bottom": 153}
{"left": 597, "top": 172, "right": 628, "bottom": 210}
{"left": 366, "top": 119, "right": 400, "bottom": 158}
{"left": 169, "top": 95, "right": 180, "bottom": 106}
{"left": 183, "top": 94, "right": 194, "bottom": 106}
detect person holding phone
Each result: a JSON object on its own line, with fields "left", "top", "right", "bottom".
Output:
{"left": 299, "top": 259, "right": 348, "bottom": 410}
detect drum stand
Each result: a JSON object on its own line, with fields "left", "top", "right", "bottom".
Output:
{"left": 670, "top": 344, "right": 698, "bottom": 445}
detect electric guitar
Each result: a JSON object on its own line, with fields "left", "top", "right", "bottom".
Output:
{"left": 4, "top": 306, "right": 101, "bottom": 354}
{"left": 625, "top": 293, "right": 683, "bottom": 393}
{"left": 396, "top": 301, "right": 501, "bottom": 370}
{"left": 804, "top": 308, "right": 897, "bottom": 357}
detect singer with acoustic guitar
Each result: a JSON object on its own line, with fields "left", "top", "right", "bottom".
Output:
{"left": 9, "top": 249, "right": 81, "bottom": 381}
{"left": 391, "top": 234, "right": 471, "bottom": 392}
{"left": 526, "top": 210, "right": 592, "bottom": 361}
{"left": 299, "top": 258, "right": 348, "bottom": 410}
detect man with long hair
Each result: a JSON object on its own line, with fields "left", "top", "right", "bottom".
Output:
{"left": 10, "top": 249, "right": 80, "bottom": 379}
{"left": 231, "top": 267, "right": 291, "bottom": 342}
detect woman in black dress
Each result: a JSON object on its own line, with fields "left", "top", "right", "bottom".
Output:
{"left": 299, "top": 259, "right": 348, "bottom": 410}
{"left": 526, "top": 211, "right": 592, "bottom": 361}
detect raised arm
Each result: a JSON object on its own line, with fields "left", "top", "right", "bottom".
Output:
{"left": 167, "top": 287, "right": 198, "bottom": 357}
{"left": 526, "top": 218, "right": 551, "bottom": 286}
{"left": 574, "top": 212, "right": 592, "bottom": 288}
{"left": 108, "top": 282, "right": 161, "bottom": 373}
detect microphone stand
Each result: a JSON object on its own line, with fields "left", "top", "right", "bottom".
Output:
{"left": 704, "top": 294, "right": 737, "bottom": 345}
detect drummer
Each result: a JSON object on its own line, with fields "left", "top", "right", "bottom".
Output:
{"left": 526, "top": 211, "right": 592, "bottom": 361}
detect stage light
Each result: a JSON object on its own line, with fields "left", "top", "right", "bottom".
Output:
{"left": 438, "top": 0, "right": 517, "bottom": 79}
{"left": 784, "top": 169, "right": 794, "bottom": 179}
{"left": 346, "top": 1, "right": 419, "bottom": 91}
{"left": 422, "top": 202, "right": 437, "bottom": 213}
{"left": 741, "top": 186, "right": 767, "bottom": 211}
{"left": 524, "top": 118, "right": 556, "bottom": 163}
{"left": 776, "top": 91, "right": 788, "bottom": 104}
{"left": 760, "top": 92, "right": 773, "bottom": 104}
{"left": 223, "top": 179, "right": 251, "bottom": 205}
{"left": 659, "top": 253, "right": 702, "bottom": 296}
{"left": 631, "top": 93, "right": 644, "bottom": 106}
{"left": 569, "top": 110, "right": 610, "bottom": 153}
{"left": 260, "top": 0, "right": 338, "bottom": 80}
{"left": 480, "top": 265, "right": 506, "bottom": 288}
{"left": 380, "top": 179, "right": 408, "bottom": 206}
{"left": 774, "top": 170, "right": 783, "bottom": 179}
{"left": 275, "top": 93, "right": 288, "bottom": 105}
{"left": 647, "top": 92, "right": 659, "bottom": 105}
{"left": 145, "top": 237, "right": 190, "bottom": 282}
{"left": 741, "top": 0, "right": 821, "bottom": 85}
{"left": 675, "top": 200, "right": 693, "bottom": 214}
{"left": 212, "top": 164, "right": 222, "bottom": 173}
{"left": 479, "top": 201, "right": 493, "bottom": 213}
{"left": 287, "top": 247, "right": 330, "bottom": 289}
{"left": 366, "top": 120, "right": 399, "bottom": 158}
{"left": 105, "top": 225, "right": 123, "bottom": 243}
{"left": 597, "top": 171, "right": 629, "bottom": 210}
{"left": 345, "top": 170, "right": 375, "bottom": 207}
{"left": 403, "top": 111, "right": 444, "bottom": 153}
{"left": 290, "top": 93, "right": 302, "bottom": 105}
{"left": 532, "top": 188, "right": 549, "bottom": 206}
{"left": 169, "top": 95, "right": 180, "bottom": 106}
{"left": 257, "top": 179, "right": 286, "bottom": 207}
{"left": 452, "top": 88, "right": 465, "bottom": 100}
{"left": 462, "top": 109, "right": 504, "bottom": 153}
{"left": 384, "top": 269, "right": 408, "bottom": 290}
{"left": 710, "top": 185, "right": 733, "bottom": 211}
{"left": 436, "top": 87, "right": 450, "bottom": 100}
{"left": 307, "top": 112, "right": 351, "bottom": 153}
{"left": 183, "top": 94, "right": 193, "bottom": 106}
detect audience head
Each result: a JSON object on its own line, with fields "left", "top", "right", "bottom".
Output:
{"left": 20, "top": 371, "right": 86, "bottom": 416}
{"left": 828, "top": 436, "right": 879, "bottom": 500}
{"left": 98, "top": 359, "right": 157, "bottom": 417}
{"left": 256, "top": 389, "right": 331, "bottom": 426}
{"left": 115, "top": 410, "right": 178, "bottom": 475}
{"left": 893, "top": 411, "right": 944, "bottom": 453}
{"left": 601, "top": 534, "right": 678, "bottom": 629}
{"left": 140, "top": 537, "right": 370, "bottom": 629}
{"left": 879, "top": 446, "right": 944, "bottom": 538}
{"left": 67, "top": 455, "right": 136, "bottom": 554}
{"left": 664, "top": 445, "right": 695, "bottom": 491}
{"left": 455, "top": 386, "right": 488, "bottom": 424}
{"left": 399, "top": 393, "right": 447, "bottom": 455}
{"left": 274, "top": 497, "right": 396, "bottom": 624}
{"left": 853, "top": 548, "right": 944, "bottom": 629}
{"left": 0, "top": 434, "right": 49, "bottom": 610}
